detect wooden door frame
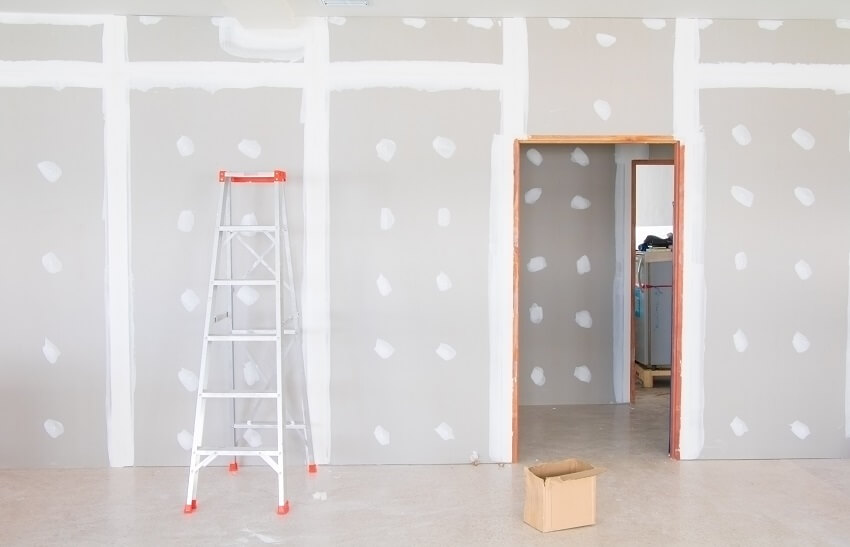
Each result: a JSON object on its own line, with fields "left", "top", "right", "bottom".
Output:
{"left": 512, "top": 135, "right": 684, "bottom": 462}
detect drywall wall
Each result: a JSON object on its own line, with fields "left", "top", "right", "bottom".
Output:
{"left": 518, "top": 144, "right": 616, "bottom": 405}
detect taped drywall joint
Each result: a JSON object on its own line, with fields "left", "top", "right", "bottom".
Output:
{"left": 699, "top": 63, "right": 850, "bottom": 94}
{"left": 489, "top": 17, "right": 528, "bottom": 463}
{"left": 846, "top": 253, "right": 850, "bottom": 438}
{"left": 212, "top": 17, "right": 308, "bottom": 61}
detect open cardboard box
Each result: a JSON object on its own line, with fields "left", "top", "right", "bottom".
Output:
{"left": 523, "top": 458, "right": 605, "bottom": 532}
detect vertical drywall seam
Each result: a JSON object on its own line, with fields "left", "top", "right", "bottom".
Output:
{"left": 847, "top": 252, "right": 850, "bottom": 438}
{"left": 302, "top": 18, "right": 331, "bottom": 465}
{"left": 102, "top": 16, "right": 134, "bottom": 467}
{"left": 673, "top": 18, "right": 705, "bottom": 460}
{"left": 490, "top": 17, "right": 528, "bottom": 463}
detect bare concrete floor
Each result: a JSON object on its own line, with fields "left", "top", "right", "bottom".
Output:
{"left": 2, "top": 387, "right": 849, "bottom": 546}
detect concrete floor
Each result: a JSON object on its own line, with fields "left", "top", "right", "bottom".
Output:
{"left": 2, "top": 387, "right": 849, "bottom": 546}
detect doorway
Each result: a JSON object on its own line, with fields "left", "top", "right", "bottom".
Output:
{"left": 512, "top": 136, "right": 684, "bottom": 462}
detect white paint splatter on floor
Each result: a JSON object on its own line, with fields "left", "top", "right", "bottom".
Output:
{"left": 37, "top": 161, "right": 62, "bottom": 183}
{"left": 380, "top": 208, "right": 395, "bottom": 230}
{"left": 375, "top": 138, "right": 397, "bottom": 162}
{"left": 436, "top": 343, "right": 457, "bottom": 361}
{"left": 575, "top": 310, "right": 593, "bottom": 329}
{"left": 177, "top": 430, "right": 193, "bottom": 450}
{"left": 42, "top": 252, "right": 63, "bottom": 274}
{"left": 576, "top": 255, "right": 591, "bottom": 275}
{"left": 574, "top": 365, "right": 592, "bottom": 383}
{"left": 596, "top": 33, "right": 617, "bottom": 47}
{"left": 43, "top": 419, "right": 65, "bottom": 439}
{"left": 181, "top": 289, "right": 200, "bottom": 312}
{"left": 437, "top": 208, "right": 451, "bottom": 227}
{"left": 436, "top": 271, "right": 452, "bottom": 292}
{"left": 571, "top": 195, "right": 591, "bottom": 210}
{"left": 795, "top": 260, "right": 812, "bottom": 280}
{"left": 733, "top": 329, "right": 748, "bottom": 352}
{"left": 529, "top": 303, "right": 543, "bottom": 324}
{"left": 242, "top": 529, "right": 280, "bottom": 544}
{"left": 432, "top": 136, "right": 456, "bottom": 159}
{"left": 177, "top": 210, "right": 194, "bottom": 233}
{"left": 792, "top": 128, "right": 815, "bottom": 151}
{"left": 374, "top": 425, "right": 390, "bottom": 445}
{"left": 732, "top": 124, "right": 752, "bottom": 146}
{"left": 434, "top": 422, "right": 455, "bottom": 440}
{"left": 525, "top": 188, "right": 542, "bottom": 204}
{"left": 530, "top": 366, "right": 546, "bottom": 386}
{"left": 593, "top": 100, "right": 612, "bottom": 121}
{"left": 238, "top": 139, "right": 261, "bottom": 158}
{"left": 527, "top": 256, "right": 547, "bottom": 273}
{"left": 526, "top": 148, "right": 543, "bottom": 166}
{"left": 176, "top": 136, "right": 194, "bottom": 157}
{"left": 758, "top": 20, "right": 784, "bottom": 30}
{"left": 731, "top": 186, "right": 754, "bottom": 208}
{"left": 376, "top": 274, "right": 393, "bottom": 296}
{"left": 642, "top": 19, "right": 667, "bottom": 30}
{"left": 789, "top": 420, "right": 810, "bottom": 440}
{"left": 312, "top": 492, "right": 328, "bottom": 501}
{"left": 735, "top": 251, "right": 748, "bottom": 271}
{"left": 792, "top": 331, "right": 810, "bottom": 353}
{"left": 571, "top": 147, "right": 590, "bottom": 166}
{"left": 178, "top": 368, "right": 199, "bottom": 392}
{"left": 794, "top": 187, "right": 815, "bottom": 207}
{"left": 42, "top": 338, "right": 61, "bottom": 364}
{"left": 402, "top": 18, "right": 426, "bottom": 29}
{"left": 237, "top": 286, "right": 259, "bottom": 306}
{"left": 374, "top": 338, "right": 395, "bottom": 359}
{"left": 548, "top": 18, "right": 571, "bottom": 30}
{"left": 467, "top": 18, "right": 493, "bottom": 30}
{"left": 730, "top": 416, "right": 749, "bottom": 437}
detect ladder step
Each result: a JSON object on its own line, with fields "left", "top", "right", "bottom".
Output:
{"left": 233, "top": 421, "right": 307, "bottom": 430}
{"left": 207, "top": 334, "right": 278, "bottom": 342}
{"left": 196, "top": 447, "right": 281, "bottom": 457}
{"left": 219, "top": 226, "right": 276, "bottom": 232}
{"left": 201, "top": 391, "right": 279, "bottom": 399}
{"left": 213, "top": 279, "right": 276, "bottom": 286}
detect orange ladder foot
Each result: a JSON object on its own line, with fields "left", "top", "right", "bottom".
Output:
{"left": 308, "top": 464, "right": 318, "bottom": 474}
{"left": 277, "top": 501, "right": 290, "bottom": 515}
{"left": 229, "top": 462, "right": 239, "bottom": 473}
{"left": 183, "top": 500, "right": 197, "bottom": 513}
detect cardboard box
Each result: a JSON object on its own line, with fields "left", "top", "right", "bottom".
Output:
{"left": 523, "top": 458, "right": 605, "bottom": 532}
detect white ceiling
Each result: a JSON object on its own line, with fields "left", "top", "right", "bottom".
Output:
{"left": 3, "top": 0, "right": 850, "bottom": 26}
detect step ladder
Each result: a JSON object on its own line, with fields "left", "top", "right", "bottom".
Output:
{"left": 184, "top": 170, "right": 316, "bottom": 516}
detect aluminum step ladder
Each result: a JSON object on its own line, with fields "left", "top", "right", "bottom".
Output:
{"left": 184, "top": 170, "right": 316, "bottom": 516}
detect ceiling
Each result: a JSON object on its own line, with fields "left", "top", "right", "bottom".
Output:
{"left": 3, "top": 0, "right": 850, "bottom": 26}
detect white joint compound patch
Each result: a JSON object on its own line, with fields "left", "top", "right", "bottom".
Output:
{"left": 177, "top": 210, "right": 194, "bottom": 233}
{"left": 792, "top": 331, "right": 810, "bottom": 353}
{"left": 529, "top": 303, "right": 543, "bottom": 324}
{"left": 138, "top": 16, "right": 162, "bottom": 25}
{"left": 373, "top": 425, "right": 390, "bottom": 446}
{"left": 312, "top": 491, "right": 328, "bottom": 501}
{"left": 177, "top": 430, "right": 193, "bottom": 450}
{"left": 402, "top": 18, "right": 426, "bottom": 29}
{"left": 735, "top": 251, "right": 748, "bottom": 270}
{"left": 243, "top": 359, "right": 261, "bottom": 386}
{"left": 239, "top": 212, "right": 258, "bottom": 237}
{"left": 237, "top": 139, "right": 261, "bottom": 159}
{"left": 548, "top": 18, "right": 571, "bottom": 30}
{"left": 795, "top": 260, "right": 812, "bottom": 280}
{"left": 469, "top": 450, "right": 480, "bottom": 465}
{"left": 524, "top": 188, "right": 542, "bottom": 204}
{"left": 790, "top": 420, "right": 810, "bottom": 440}
{"left": 642, "top": 19, "right": 667, "bottom": 30}
{"left": 530, "top": 366, "right": 546, "bottom": 386}
{"left": 792, "top": 128, "right": 815, "bottom": 151}
{"left": 329, "top": 16, "right": 346, "bottom": 26}
{"left": 432, "top": 136, "right": 457, "bottom": 159}
{"left": 242, "top": 428, "right": 262, "bottom": 448}
{"left": 436, "top": 271, "right": 452, "bottom": 292}
{"left": 526, "top": 148, "right": 543, "bottom": 166}
{"left": 571, "top": 195, "right": 591, "bottom": 210}
{"left": 212, "top": 17, "right": 306, "bottom": 61}
{"left": 376, "top": 274, "right": 393, "bottom": 296}
{"left": 794, "top": 187, "right": 815, "bottom": 207}
{"left": 181, "top": 289, "right": 200, "bottom": 312}
{"left": 176, "top": 136, "right": 194, "bottom": 157}
{"left": 177, "top": 368, "right": 199, "bottom": 392}
{"left": 758, "top": 20, "right": 784, "bottom": 31}
{"left": 596, "top": 33, "right": 616, "bottom": 47}
{"left": 730, "top": 417, "right": 749, "bottom": 437}
{"left": 434, "top": 422, "right": 455, "bottom": 440}
{"left": 698, "top": 19, "right": 714, "bottom": 29}
{"left": 731, "top": 124, "right": 752, "bottom": 146}
{"left": 375, "top": 138, "right": 397, "bottom": 162}
{"left": 374, "top": 338, "right": 395, "bottom": 359}
{"left": 733, "top": 329, "right": 749, "bottom": 352}
{"left": 37, "top": 161, "right": 62, "bottom": 183}
{"left": 436, "top": 343, "right": 457, "bottom": 361}
{"left": 576, "top": 255, "right": 591, "bottom": 275}
{"left": 467, "top": 18, "right": 494, "bottom": 30}
{"left": 527, "top": 256, "right": 547, "bottom": 273}
{"left": 380, "top": 208, "right": 395, "bottom": 231}
{"left": 575, "top": 310, "right": 593, "bottom": 329}
{"left": 43, "top": 419, "right": 65, "bottom": 439}
{"left": 593, "top": 100, "right": 612, "bottom": 121}
{"left": 437, "top": 208, "right": 451, "bottom": 227}
{"left": 837, "top": 19, "right": 850, "bottom": 29}
{"left": 42, "top": 252, "right": 63, "bottom": 274}
{"left": 237, "top": 286, "right": 260, "bottom": 306}
{"left": 574, "top": 365, "right": 592, "bottom": 383}
{"left": 571, "top": 147, "right": 591, "bottom": 166}
{"left": 42, "top": 338, "right": 61, "bottom": 364}
{"left": 731, "top": 186, "right": 754, "bottom": 208}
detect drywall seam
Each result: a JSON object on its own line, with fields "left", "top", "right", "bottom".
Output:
{"left": 301, "top": 18, "right": 331, "bottom": 465}
{"left": 129, "top": 62, "right": 307, "bottom": 92}
{"left": 847, "top": 252, "right": 850, "bottom": 438}
{"left": 0, "top": 61, "right": 104, "bottom": 88}
{"left": 329, "top": 61, "right": 502, "bottom": 92}
{"left": 489, "top": 17, "right": 528, "bottom": 463}
{"left": 102, "top": 15, "right": 134, "bottom": 467}
{"left": 0, "top": 13, "right": 106, "bottom": 25}
{"left": 699, "top": 63, "right": 850, "bottom": 94}
{"left": 673, "top": 18, "right": 705, "bottom": 460}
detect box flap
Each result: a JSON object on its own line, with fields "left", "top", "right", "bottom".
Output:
{"left": 555, "top": 467, "right": 606, "bottom": 481}
{"left": 528, "top": 458, "right": 598, "bottom": 480}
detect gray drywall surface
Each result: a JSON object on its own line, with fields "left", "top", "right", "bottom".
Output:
{"left": 329, "top": 88, "right": 497, "bottom": 464}
{"left": 700, "top": 88, "right": 850, "bottom": 458}
{"left": 0, "top": 23, "right": 102, "bottom": 61}
{"left": 0, "top": 88, "right": 108, "bottom": 467}
{"left": 519, "top": 144, "right": 616, "bottom": 406}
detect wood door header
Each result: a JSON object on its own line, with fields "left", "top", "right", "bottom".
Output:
{"left": 519, "top": 135, "right": 678, "bottom": 145}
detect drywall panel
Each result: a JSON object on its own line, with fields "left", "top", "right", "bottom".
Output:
{"left": 0, "top": 22, "right": 102, "bottom": 61}
{"left": 329, "top": 17, "right": 501, "bottom": 62}
{"left": 0, "top": 88, "right": 107, "bottom": 467}
{"left": 329, "top": 89, "right": 497, "bottom": 464}
{"left": 130, "top": 88, "right": 304, "bottom": 466}
{"left": 700, "top": 88, "right": 850, "bottom": 459}
{"left": 128, "top": 16, "right": 260, "bottom": 62}
{"left": 527, "top": 18, "right": 674, "bottom": 135}
{"left": 519, "top": 144, "right": 616, "bottom": 405}
{"left": 701, "top": 20, "right": 850, "bottom": 64}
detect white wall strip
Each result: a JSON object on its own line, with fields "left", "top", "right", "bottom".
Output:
{"left": 673, "top": 18, "right": 706, "bottom": 460}
{"left": 489, "top": 17, "right": 528, "bottom": 463}
{"left": 700, "top": 63, "right": 850, "bottom": 94}
{"left": 129, "top": 62, "right": 307, "bottom": 92}
{"left": 0, "top": 13, "right": 106, "bottom": 25}
{"left": 846, "top": 252, "right": 850, "bottom": 438}
{"left": 330, "top": 61, "right": 503, "bottom": 92}
{"left": 0, "top": 61, "right": 104, "bottom": 88}
{"left": 301, "top": 18, "right": 332, "bottom": 465}
{"left": 102, "top": 16, "right": 134, "bottom": 467}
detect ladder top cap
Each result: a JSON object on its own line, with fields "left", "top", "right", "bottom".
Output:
{"left": 219, "top": 170, "right": 286, "bottom": 184}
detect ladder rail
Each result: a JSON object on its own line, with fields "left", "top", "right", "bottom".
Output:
{"left": 273, "top": 182, "right": 287, "bottom": 510}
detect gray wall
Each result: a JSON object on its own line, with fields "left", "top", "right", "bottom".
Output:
{"left": 519, "top": 144, "right": 616, "bottom": 405}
